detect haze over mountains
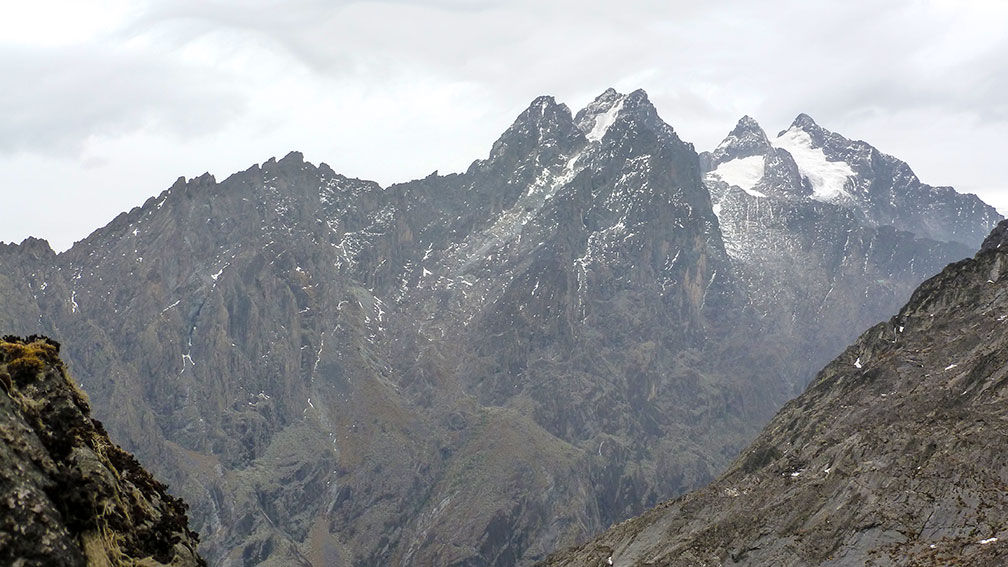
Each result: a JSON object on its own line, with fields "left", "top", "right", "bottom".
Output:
{"left": 0, "top": 88, "right": 999, "bottom": 566}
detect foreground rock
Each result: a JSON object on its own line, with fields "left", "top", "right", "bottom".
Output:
{"left": 0, "top": 336, "right": 204, "bottom": 567}
{"left": 543, "top": 220, "right": 1008, "bottom": 566}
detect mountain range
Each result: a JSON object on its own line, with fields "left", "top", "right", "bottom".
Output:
{"left": 0, "top": 88, "right": 999, "bottom": 566}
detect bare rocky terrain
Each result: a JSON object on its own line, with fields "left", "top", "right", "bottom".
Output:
{"left": 0, "top": 335, "right": 205, "bottom": 567}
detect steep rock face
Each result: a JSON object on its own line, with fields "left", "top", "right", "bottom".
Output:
{"left": 0, "top": 336, "right": 205, "bottom": 567}
{"left": 387, "top": 89, "right": 758, "bottom": 565}
{"left": 543, "top": 220, "right": 1008, "bottom": 566}
{"left": 703, "top": 115, "right": 996, "bottom": 390}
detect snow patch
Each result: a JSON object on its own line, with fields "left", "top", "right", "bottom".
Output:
{"left": 980, "top": 537, "right": 998, "bottom": 545}
{"left": 773, "top": 126, "right": 854, "bottom": 202}
{"left": 585, "top": 98, "right": 625, "bottom": 142}
{"left": 709, "top": 156, "right": 766, "bottom": 195}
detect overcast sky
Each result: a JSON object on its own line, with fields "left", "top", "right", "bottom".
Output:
{"left": 3, "top": 0, "right": 1007, "bottom": 251}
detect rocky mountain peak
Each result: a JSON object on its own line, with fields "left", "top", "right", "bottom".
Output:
{"left": 790, "top": 111, "right": 819, "bottom": 130}
{"left": 488, "top": 94, "right": 578, "bottom": 163}
{"left": 573, "top": 87, "right": 628, "bottom": 142}
{"left": 279, "top": 149, "right": 305, "bottom": 164}
{"left": 0, "top": 237, "right": 55, "bottom": 260}
{"left": 618, "top": 88, "right": 669, "bottom": 131}
{"left": 2, "top": 87, "right": 1003, "bottom": 567}
{"left": 709, "top": 115, "right": 771, "bottom": 164}
{"left": 771, "top": 113, "right": 1002, "bottom": 244}
{"left": 572, "top": 87, "right": 690, "bottom": 164}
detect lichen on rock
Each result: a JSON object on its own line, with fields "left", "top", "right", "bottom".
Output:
{"left": 0, "top": 335, "right": 205, "bottom": 567}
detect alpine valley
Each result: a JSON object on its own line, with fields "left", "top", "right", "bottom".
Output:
{"left": 0, "top": 88, "right": 1000, "bottom": 566}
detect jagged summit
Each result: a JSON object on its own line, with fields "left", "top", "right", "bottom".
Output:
{"left": 707, "top": 115, "right": 772, "bottom": 174}
{"left": 574, "top": 88, "right": 627, "bottom": 142}
{"left": 706, "top": 111, "right": 1001, "bottom": 246}
{"left": 0, "top": 236, "right": 55, "bottom": 257}
{"left": 487, "top": 94, "right": 577, "bottom": 163}
{"left": 571, "top": 88, "right": 676, "bottom": 147}
{"left": 0, "top": 88, "right": 1002, "bottom": 567}
{"left": 788, "top": 111, "right": 819, "bottom": 131}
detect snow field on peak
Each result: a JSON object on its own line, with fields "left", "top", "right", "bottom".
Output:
{"left": 773, "top": 126, "right": 855, "bottom": 202}
{"left": 708, "top": 156, "right": 767, "bottom": 197}
{"left": 585, "top": 97, "right": 626, "bottom": 142}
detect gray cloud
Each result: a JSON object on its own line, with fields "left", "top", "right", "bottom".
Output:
{"left": 0, "top": 42, "right": 245, "bottom": 155}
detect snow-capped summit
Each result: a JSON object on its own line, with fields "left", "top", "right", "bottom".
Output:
{"left": 706, "top": 113, "right": 1002, "bottom": 246}
{"left": 771, "top": 118, "right": 856, "bottom": 203}
{"left": 703, "top": 115, "right": 809, "bottom": 203}
{"left": 701, "top": 112, "right": 1000, "bottom": 413}
{"left": 574, "top": 88, "right": 627, "bottom": 142}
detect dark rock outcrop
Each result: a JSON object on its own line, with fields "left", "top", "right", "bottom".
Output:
{"left": 542, "top": 220, "right": 1008, "bottom": 566}
{"left": 0, "top": 335, "right": 205, "bottom": 567}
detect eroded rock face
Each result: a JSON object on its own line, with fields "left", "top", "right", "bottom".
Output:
{"left": 543, "top": 220, "right": 1008, "bottom": 566}
{"left": 0, "top": 335, "right": 205, "bottom": 567}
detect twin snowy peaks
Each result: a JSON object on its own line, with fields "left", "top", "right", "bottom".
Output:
{"left": 499, "top": 87, "right": 682, "bottom": 151}
{"left": 707, "top": 111, "right": 857, "bottom": 202}
{"left": 500, "top": 86, "right": 999, "bottom": 248}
